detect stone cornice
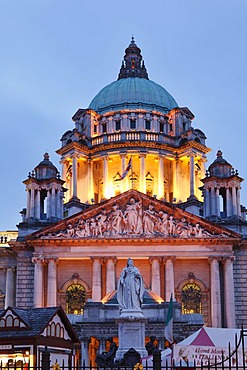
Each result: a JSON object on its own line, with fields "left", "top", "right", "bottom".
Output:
{"left": 56, "top": 138, "right": 210, "bottom": 158}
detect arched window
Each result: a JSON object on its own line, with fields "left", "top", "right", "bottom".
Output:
{"left": 66, "top": 284, "right": 86, "bottom": 315}
{"left": 181, "top": 283, "right": 202, "bottom": 314}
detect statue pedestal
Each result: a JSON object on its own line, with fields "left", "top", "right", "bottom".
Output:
{"left": 116, "top": 310, "right": 148, "bottom": 360}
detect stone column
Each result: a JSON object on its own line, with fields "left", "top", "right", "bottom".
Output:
{"left": 26, "top": 189, "right": 31, "bottom": 218}
{"left": 223, "top": 256, "right": 236, "bottom": 328}
{"left": 232, "top": 187, "right": 237, "bottom": 216}
{"left": 173, "top": 158, "right": 180, "bottom": 202}
{"left": 46, "top": 189, "right": 51, "bottom": 218}
{"left": 215, "top": 188, "right": 220, "bottom": 217}
{"left": 30, "top": 187, "right": 35, "bottom": 217}
{"left": 105, "top": 257, "right": 117, "bottom": 295}
{"left": 237, "top": 187, "right": 241, "bottom": 216}
{"left": 204, "top": 188, "right": 210, "bottom": 218}
{"left": 139, "top": 154, "right": 146, "bottom": 194}
{"left": 120, "top": 154, "right": 127, "bottom": 192}
{"left": 164, "top": 257, "right": 176, "bottom": 301}
{"left": 226, "top": 187, "right": 232, "bottom": 217}
{"left": 157, "top": 156, "right": 164, "bottom": 199}
{"left": 4, "top": 267, "right": 16, "bottom": 308}
{"left": 72, "top": 155, "right": 78, "bottom": 199}
{"left": 56, "top": 189, "right": 62, "bottom": 219}
{"left": 87, "top": 159, "right": 94, "bottom": 203}
{"left": 188, "top": 154, "right": 196, "bottom": 199}
{"left": 32, "top": 257, "right": 44, "bottom": 308}
{"left": 91, "top": 257, "right": 102, "bottom": 301}
{"left": 149, "top": 257, "right": 161, "bottom": 296}
{"left": 209, "top": 257, "right": 222, "bottom": 327}
{"left": 51, "top": 188, "right": 56, "bottom": 218}
{"left": 103, "top": 157, "right": 108, "bottom": 199}
{"left": 47, "top": 258, "right": 58, "bottom": 307}
{"left": 35, "top": 189, "right": 41, "bottom": 219}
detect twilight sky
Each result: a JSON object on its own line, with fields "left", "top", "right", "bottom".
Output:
{"left": 1, "top": 0, "right": 247, "bottom": 230}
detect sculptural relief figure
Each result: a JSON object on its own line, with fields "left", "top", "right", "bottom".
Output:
{"left": 48, "top": 197, "right": 220, "bottom": 239}
{"left": 95, "top": 209, "right": 107, "bottom": 236}
{"left": 156, "top": 211, "right": 169, "bottom": 235}
{"left": 143, "top": 204, "right": 157, "bottom": 235}
{"left": 124, "top": 198, "right": 143, "bottom": 234}
{"left": 117, "top": 258, "right": 145, "bottom": 311}
{"left": 109, "top": 204, "right": 124, "bottom": 235}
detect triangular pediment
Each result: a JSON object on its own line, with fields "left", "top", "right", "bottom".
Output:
{"left": 29, "top": 190, "right": 239, "bottom": 240}
{"left": 40, "top": 313, "right": 71, "bottom": 340}
{"left": 0, "top": 307, "right": 30, "bottom": 329}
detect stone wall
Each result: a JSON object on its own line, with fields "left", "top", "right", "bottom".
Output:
{"left": 15, "top": 247, "right": 34, "bottom": 308}
{"left": 234, "top": 244, "right": 247, "bottom": 327}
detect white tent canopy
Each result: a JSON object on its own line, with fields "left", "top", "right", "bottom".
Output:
{"left": 174, "top": 327, "right": 245, "bottom": 366}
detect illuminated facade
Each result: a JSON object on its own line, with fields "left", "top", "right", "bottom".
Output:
{"left": 1, "top": 38, "right": 247, "bottom": 363}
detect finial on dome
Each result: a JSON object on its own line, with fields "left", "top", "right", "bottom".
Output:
{"left": 216, "top": 150, "right": 223, "bottom": 158}
{"left": 44, "top": 152, "right": 50, "bottom": 160}
{"left": 118, "top": 38, "right": 149, "bottom": 80}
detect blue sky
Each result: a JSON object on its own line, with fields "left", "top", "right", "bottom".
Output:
{"left": 1, "top": 0, "right": 247, "bottom": 230}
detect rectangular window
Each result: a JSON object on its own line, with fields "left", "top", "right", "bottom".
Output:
{"left": 94, "top": 124, "right": 97, "bottom": 134}
{"left": 115, "top": 120, "right": 121, "bottom": 131}
{"left": 159, "top": 122, "right": 164, "bottom": 133}
{"left": 145, "top": 120, "right": 151, "bottom": 130}
{"left": 102, "top": 123, "right": 107, "bottom": 133}
{"left": 130, "top": 119, "right": 136, "bottom": 130}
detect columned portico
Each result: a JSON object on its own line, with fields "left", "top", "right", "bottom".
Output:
{"left": 209, "top": 256, "right": 222, "bottom": 327}
{"left": 91, "top": 257, "right": 102, "bottom": 301}
{"left": 32, "top": 256, "right": 44, "bottom": 308}
{"left": 164, "top": 256, "right": 175, "bottom": 301}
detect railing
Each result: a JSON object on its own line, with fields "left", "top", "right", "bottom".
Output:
{"left": 3, "top": 329, "right": 247, "bottom": 370}
{"left": 91, "top": 131, "right": 176, "bottom": 147}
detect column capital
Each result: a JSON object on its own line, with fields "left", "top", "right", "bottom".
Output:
{"left": 91, "top": 257, "right": 104, "bottom": 264}
{"left": 208, "top": 256, "right": 222, "bottom": 264}
{"left": 46, "top": 257, "right": 59, "bottom": 265}
{"left": 163, "top": 256, "right": 176, "bottom": 264}
{"left": 104, "top": 256, "right": 117, "bottom": 264}
{"left": 149, "top": 257, "right": 162, "bottom": 264}
{"left": 222, "top": 256, "right": 235, "bottom": 264}
{"left": 3, "top": 266, "right": 16, "bottom": 273}
{"left": 139, "top": 153, "right": 147, "bottom": 159}
{"left": 32, "top": 256, "right": 46, "bottom": 265}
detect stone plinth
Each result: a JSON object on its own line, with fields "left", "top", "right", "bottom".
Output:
{"left": 116, "top": 310, "right": 148, "bottom": 360}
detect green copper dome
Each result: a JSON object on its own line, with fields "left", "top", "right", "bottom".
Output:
{"left": 89, "top": 77, "right": 178, "bottom": 114}
{"left": 88, "top": 38, "right": 178, "bottom": 114}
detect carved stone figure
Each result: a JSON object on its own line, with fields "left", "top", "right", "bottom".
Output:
{"left": 143, "top": 204, "right": 157, "bottom": 235}
{"left": 48, "top": 197, "right": 219, "bottom": 239}
{"left": 124, "top": 198, "right": 143, "bottom": 234}
{"left": 109, "top": 204, "right": 124, "bottom": 235}
{"left": 96, "top": 209, "right": 107, "bottom": 235}
{"left": 117, "top": 258, "right": 145, "bottom": 310}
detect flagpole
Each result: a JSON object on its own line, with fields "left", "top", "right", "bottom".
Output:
{"left": 131, "top": 155, "right": 133, "bottom": 189}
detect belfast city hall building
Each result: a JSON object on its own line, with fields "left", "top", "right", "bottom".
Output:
{"left": 1, "top": 38, "right": 247, "bottom": 364}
